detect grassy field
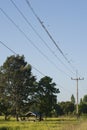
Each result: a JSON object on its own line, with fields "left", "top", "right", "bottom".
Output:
{"left": 0, "top": 116, "right": 87, "bottom": 130}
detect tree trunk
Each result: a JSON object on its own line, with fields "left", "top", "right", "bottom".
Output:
{"left": 16, "top": 113, "right": 19, "bottom": 121}
{"left": 39, "top": 113, "right": 42, "bottom": 121}
{"left": 5, "top": 115, "right": 8, "bottom": 120}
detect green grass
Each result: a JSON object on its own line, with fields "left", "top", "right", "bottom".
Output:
{"left": 0, "top": 116, "right": 87, "bottom": 130}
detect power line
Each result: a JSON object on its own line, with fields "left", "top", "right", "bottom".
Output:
{"left": 10, "top": 0, "right": 75, "bottom": 76}
{"left": 0, "top": 0, "right": 84, "bottom": 103}
{"left": 25, "top": 0, "right": 76, "bottom": 72}
{"left": 0, "top": 7, "right": 71, "bottom": 78}
{"left": 0, "top": 41, "right": 16, "bottom": 55}
{"left": 0, "top": 3, "right": 80, "bottom": 103}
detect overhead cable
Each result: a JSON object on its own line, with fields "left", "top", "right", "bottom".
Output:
{"left": 0, "top": 7, "right": 71, "bottom": 78}
{"left": 10, "top": 0, "right": 75, "bottom": 76}
{"left": 25, "top": 0, "right": 76, "bottom": 72}
{"left": 0, "top": 40, "right": 16, "bottom": 55}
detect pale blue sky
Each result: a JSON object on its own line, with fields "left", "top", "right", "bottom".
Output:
{"left": 0, "top": 0, "right": 87, "bottom": 102}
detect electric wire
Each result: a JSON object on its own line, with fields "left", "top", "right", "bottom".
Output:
{"left": 10, "top": 0, "right": 75, "bottom": 76}
{"left": 0, "top": 1, "right": 85, "bottom": 116}
{"left": 0, "top": 4, "right": 77, "bottom": 100}
{"left": 0, "top": 7, "right": 71, "bottom": 78}
{"left": 25, "top": 0, "right": 77, "bottom": 72}
{"left": 0, "top": 7, "right": 75, "bottom": 95}
{"left": 0, "top": 40, "right": 16, "bottom": 55}
{"left": 1, "top": 4, "right": 81, "bottom": 99}
{"left": 1, "top": 0, "right": 85, "bottom": 106}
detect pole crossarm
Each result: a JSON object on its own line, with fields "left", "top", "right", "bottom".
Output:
{"left": 71, "top": 77, "right": 84, "bottom": 80}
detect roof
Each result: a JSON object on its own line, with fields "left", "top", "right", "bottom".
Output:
{"left": 24, "top": 111, "right": 36, "bottom": 117}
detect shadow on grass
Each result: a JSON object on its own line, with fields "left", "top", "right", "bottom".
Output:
{"left": 0, "top": 127, "right": 20, "bottom": 130}
{"left": 0, "top": 127, "right": 8, "bottom": 130}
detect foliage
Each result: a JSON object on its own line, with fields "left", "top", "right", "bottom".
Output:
{"left": 36, "top": 76, "right": 60, "bottom": 120}
{"left": 59, "top": 101, "right": 75, "bottom": 115}
{"left": 79, "top": 95, "right": 87, "bottom": 115}
{"left": 83, "top": 95, "right": 87, "bottom": 104}
{"left": 71, "top": 94, "right": 75, "bottom": 104}
{"left": 0, "top": 55, "right": 36, "bottom": 120}
{"left": 79, "top": 103, "right": 87, "bottom": 114}
{"left": 0, "top": 55, "right": 61, "bottom": 121}
{"left": 2, "top": 55, "right": 87, "bottom": 119}
{"left": 54, "top": 104, "right": 63, "bottom": 116}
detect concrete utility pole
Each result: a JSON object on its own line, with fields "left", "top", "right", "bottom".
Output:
{"left": 71, "top": 76, "right": 84, "bottom": 115}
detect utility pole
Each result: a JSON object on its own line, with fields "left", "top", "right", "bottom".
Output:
{"left": 71, "top": 75, "right": 84, "bottom": 115}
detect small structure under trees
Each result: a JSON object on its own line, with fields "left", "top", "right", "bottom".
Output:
{"left": 19, "top": 111, "right": 37, "bottom": 121}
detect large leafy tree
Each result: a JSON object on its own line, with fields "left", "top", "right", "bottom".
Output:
{"left": 36, "top": 76, "right": 60, "bottom": 120}
{"left": 0, "top": 55, "right": 36, "bottom": 121}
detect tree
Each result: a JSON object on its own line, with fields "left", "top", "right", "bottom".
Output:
{"left": 83, "top": 95, "right": 87, "bottom": 104}
{"left": 71, "top": 94, "right": 75, "bottom": 104}
{"left": 36, "top": 76, "right": 60, "bottom": 121}
{"left": 59, "top": 101, "right": 75, "bottom": 115}
{"left": 79, "top": 103, "right": 87, "bottom": 114}
{"left": 0, "top": 55, "right": 36, "bottom": 121}
{"left": 0, "top": 67, "right": 11, "bottom": 120}
{"left": 54, "top": 103, "right": 63, "bottom": 116}
{"left": 79, "top": 95, "right": 87, "bottom": 115}
{"left": 80, "top": 98, "right": 83, "bottom": 104}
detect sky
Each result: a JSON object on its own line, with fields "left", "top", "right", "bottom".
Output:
{"left": 0, "top": 0, "right": 87, "bottom": 102}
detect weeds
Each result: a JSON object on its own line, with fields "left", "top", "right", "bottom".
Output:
{"left": 0, "top": 117, "right": 87, "bottom": 130}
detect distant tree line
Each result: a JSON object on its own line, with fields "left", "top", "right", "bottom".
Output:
{"left": 0, "top": 55, "right": 87, "bottom": 121}
{"left": 55, "top": 94, "right": 87, "bottom": 117}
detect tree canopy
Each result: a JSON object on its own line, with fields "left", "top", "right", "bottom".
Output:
{"left": 0, "top": 55, "right": 60, "bottom": 121}
{"left": 0, "top": 55, "right": 36, "bottom": 120}
{"left": 36, "top": 76, "right": 60, "bottom": 120}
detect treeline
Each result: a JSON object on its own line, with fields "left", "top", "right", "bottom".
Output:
{"left": 0, "top": 55, "right": 59, "bottom": 121}
{"left": 55, "top": 94, "right": 87, "bottom": 117}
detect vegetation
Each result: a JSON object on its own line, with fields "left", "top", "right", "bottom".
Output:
{"left": 35, "top": 76, "right": 60, "bottom": 120}
{"left": 0, "top": 116, "right": 87, "bottom": 130}
{"left": 71, "top": 94, "right": 75, "bottom": 104}
{"left": 0, "top": 55, "right": 87, "bottom": 130}
{"left": 0, "top": 55, "right": 37, "bottom": 121}
{"left": 0, "top": 55, "right": 59, "bottom": 121}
